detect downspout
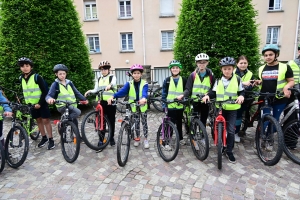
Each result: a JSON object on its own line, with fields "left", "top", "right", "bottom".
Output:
{"left": 141, "top": 0, "right": 146, "bottom": 65}
{"left": 294, "top": 0, "right": 300, "bottom": 59}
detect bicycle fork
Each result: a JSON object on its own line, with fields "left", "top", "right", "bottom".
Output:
{"left": 214, "top": 117, "right": 227, "bottom": 147}
{"left": 95, "top": 108, "right": 104, "bottom": 131}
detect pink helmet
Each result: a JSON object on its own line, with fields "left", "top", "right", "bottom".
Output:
{"left": 130, "top": 64, "right": 143, "bottom": 73}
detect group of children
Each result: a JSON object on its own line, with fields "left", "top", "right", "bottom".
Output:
{"left": 0, "top": 43, "right": 296, "bottom": 165}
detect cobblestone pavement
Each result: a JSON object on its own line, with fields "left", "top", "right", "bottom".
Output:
{"left": 0, "top": 107, "right": 300, "bottom": 200}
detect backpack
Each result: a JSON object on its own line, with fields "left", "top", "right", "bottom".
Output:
{"left": 19, "top": 73, "right": 49, "bottom": 92}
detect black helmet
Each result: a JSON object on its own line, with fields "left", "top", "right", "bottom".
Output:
{"left": 18, "top": 57, "right": 33, "bottom": 67}
{"left": 53, "top": 64, "right": 68, "bottom": 73}
{"left": 219, "top": 57, "right": 236, "bottom": 67}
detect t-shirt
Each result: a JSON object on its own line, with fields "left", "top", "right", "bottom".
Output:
{"left": 260, "top": 64, "right": 293, "bottom": 104}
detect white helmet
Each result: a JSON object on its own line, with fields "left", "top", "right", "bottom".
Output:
{"left": 195, "top": 53, "right": 209, "bottom": 61}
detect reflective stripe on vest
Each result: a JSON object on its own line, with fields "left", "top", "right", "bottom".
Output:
{"left": 97, "top": 75, "right": 115, "bottom": 101}
{"left": 216, "top": 74, "right": 241, "bottom": 110}
{"left": 258, "top": 63, "right": 287, "bottom": 99}
{"left": 22, "top": 74, "right": 42, "bottom": 104}
{"left": 289, "top": 60, "right": 300, "bottom": 84}
{"left": 129, "top": 80, "right": 147, "bottom": 113}
{"left": 191, "top": 73, "right": 211, "bottom": 102}
{"left": 56, "top": 84, "right": 77, "bottom": 108}
{"left": 167, "top": 77, "right": 183, "bottom": 109}
{"left": 234, "top": 68, "right": 253, "bottom": 82}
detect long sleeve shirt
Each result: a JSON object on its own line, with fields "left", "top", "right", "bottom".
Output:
{"left": 0, "top": 90, "right": 12, "bottom": 112}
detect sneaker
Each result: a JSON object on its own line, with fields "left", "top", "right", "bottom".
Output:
{"left": 47, "top": 139, "right": 55, "bottom": 150}
{"left": 226, "top": 152, "right": 236, "bottom": 163}
{"left": 144, "top": 140, "right": 149, "bottom": 149}
{"left": 134, "top": 137, "right": 140, "bottom": 147}
{"left": 180, "top": 140, "right": 186, "bottom": 145}
{"left": 162, "top": 144, "right": 172, "bottom": 151}
{"left": 235, "top": 134, "right": 240, "bottom": 143}
{"left": 110, "top": 138, "right": 116, "bottom": 146}
{"left": 38, "top": 137, "right": 48, "bottom": 148}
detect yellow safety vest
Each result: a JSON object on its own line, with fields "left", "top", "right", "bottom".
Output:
{"left": 166, "top": 77, "right": 183, "bottom": 109}
{"left": 288, "top": 60, "right": 300, "bottom": 84}
{"left": 22, "top": 74, "right": 42, "bottom": 104}
{"left": 216, "top": 74, "right": 241, "bottom": 110}
{"left": 258, "top": 63, "right": 287, "bottom": 99}
{"left": 97, "top": 75, "right": 115, "bottom": 101}
{"left": 191, "top": 73, "right": 211, "bottom": 102}
{"left": 56, "top": 84, "right": 77, "bottom": 108}
{"left": 234, "top": 68, "right": 253, "bottom": 82}
{"left": 128, "top": 80, "right": 147, "bottom": 113}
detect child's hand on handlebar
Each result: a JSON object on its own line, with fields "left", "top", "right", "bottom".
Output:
{"left": 4, "top": 111, "right": 13, "bottom": 117}
{"left": 84, "top": 90, "right": 91, "bottom": 97}
{"left": 235, "top": 96, "right": 244, "bottom": 104}
{"left": 177, "top": 95, "right": 184, "bottom": 100}
{"left": 139, "top": 98, "right": 147, "bottom": 105}
{"left": 34, "top": 104, "right": 41, "bottom": 109}
{"left": 47, "top": 98, "right": 56, "bottom": 105}
{"left": 202, "top": 95, "right": 210, "bottom": 104}
{"left": 80, "top": 100, "right": 89, "bottom": 105}
{"left": 107, "top": 97, "right": 114, "bottom": 105}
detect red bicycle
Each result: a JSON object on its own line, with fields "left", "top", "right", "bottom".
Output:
{"left": 81, "top": 89, "right": 112, "bottom": 151}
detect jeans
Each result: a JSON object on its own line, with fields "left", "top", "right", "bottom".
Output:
{"left": 262, "top": 103, "right": 286, "bottom": 134}
{"left": 222, "top": 110, "right": 237, "bottom": 153}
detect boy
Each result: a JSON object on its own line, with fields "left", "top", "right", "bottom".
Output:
{"left": 18, "top": 57, "right": 54, "bottom": 150}
{"left": 203, "top": 57, "right": 244, "bottom": 163}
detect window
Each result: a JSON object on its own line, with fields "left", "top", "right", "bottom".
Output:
{"left": 266, "top": 26, "right": 280, "bottom": 44}
{"left": 121, "top": 33, "right": 133, "bottom": 51}
{"left": 161, "top": 31, "right": 174, "bottom": 50}
{"left": 84, "top": 1, "right": 97, "bottom": 20}
{"left": 269, "top": 0, "right": 282, "bottom": 11}
{"left": 119, "top": 0, "right": 132, "bottom": 18}
{"left": 87, "top": 34, "right": 100, "bottom": 53}
{"left": 160, "top": 0, "right": 174, "bottom": 16}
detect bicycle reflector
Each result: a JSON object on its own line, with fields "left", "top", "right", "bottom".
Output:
{"left": 118, "top": 119, "right": 123, "bottom": 122}
{"left": 53, "top": 120, "right": 60, "bottom": 125}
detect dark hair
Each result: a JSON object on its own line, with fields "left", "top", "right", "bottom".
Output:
{"left": 237, "top": 55, "right": 249, "bottom": 64}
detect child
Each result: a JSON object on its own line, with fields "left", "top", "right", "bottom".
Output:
{"left": 46, "top": 64, "right": 88, "bottom": 131}
{"left": 85, "top": 61, "right": 117, "bottom": 146}
{"left": 203, "top": 57, "right": 245, "bottom": 163}
{"left": 0, "top": 90, "right": 13, "bottom": 149}
{"left": 234, "top": 55, "right": 255, "bottom": 142}
{"left": 107, "top": 64, "right": 149, "bottom": 149}
{"left": 18, "top": 57, "right": 54, "bottom": 150}
{"left": 162, "top": 60, "right": 187, "bottom": 145}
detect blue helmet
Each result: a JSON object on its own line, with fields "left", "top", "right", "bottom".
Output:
{"left": 262, "top": 44, "right": 280, "bottom": 55}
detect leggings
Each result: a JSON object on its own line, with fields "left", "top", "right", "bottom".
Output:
{"left": 134, "top": 112, "right": 148, "bottom": 138}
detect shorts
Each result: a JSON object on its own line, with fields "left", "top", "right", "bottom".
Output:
{"left": 31, "top": 103, "right": 51, "bottom": 119}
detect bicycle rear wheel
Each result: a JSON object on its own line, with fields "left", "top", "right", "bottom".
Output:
{"left": 255, "top": 115, "right": 283, "bottom": 166}
{"left": 117, "top": 122, "right": 131, "bottom": 167}
{"left": 152, "top": 87, "right": 163, "bottom": 112}
{"left": 61, "top": 121, "right": 80, "bottom": 163}
{"left": 116, "top": 96, "right": 129, "bottom": 113}
{"left": 190, "top": 119, "right": 209, "bottom": 161}
{"left": 217, "top": 123, "right": 223, "bottom": 170}
{"left": 282, "top": 119, "right": 300, "bottom": 164}
{"left": 5, "top": 125, "right": 29, "bottom": 168}
{"left": 81, "top": 111, "right": 111, "bottom": 151}
{"left": 157, "top": 121, "right": 180, "bottom": 162}
{"left": 29, "top": 119, "right": 40, "bottom": 140}
{"left": 0, "top": 142, "right": 5, "bottom": 173}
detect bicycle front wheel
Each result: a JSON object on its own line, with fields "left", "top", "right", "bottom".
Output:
{"left": 255, "top": 115, "right": 284, "bottom": 166}
{"left": 29, "top": 119, "right": 40, "bottom": 140}
{"left": 61, "top": 121, "right": 80, "bottom": 163}
{"left": 5, "top": 125, "right": 29, "bottom": 168}
{"left": 116, "top": 96, "right": 129, "bottom": 113}
{"left": 156, "top": 121, "right": 180, "bottom": 162}
{"left": 117, "top": 122, "right": 131, "bottom": 167}
{"left": 282, "top": 119, "right": 300, "bottom": 164}
{"left": 217, "top": 123, "right": 223, "bottom": 170}
{"left": 151, "top": 87, "right": 163, "bottom": 112}
{"left": 0, "top": 142, "right": 5, "bottom": 173}
{"left": 190, "top": 119, "right": 209, "bottom": 161}
{"left": 81, "top": 111, "right": 111, "bottom": 151}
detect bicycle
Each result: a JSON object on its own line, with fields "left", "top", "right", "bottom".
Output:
{"left": 0, "top": 101, "right": 11, "bottom": 173}
{"left": 81, "top": 89, "right": 112, "bottom": 151}
{"left": 54, "top": 100, "right": 82, "bottom": 163}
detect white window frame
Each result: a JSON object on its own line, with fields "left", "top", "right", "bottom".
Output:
{"left": 119, "top": 0, "right": 132, "bottom": 18}
{"left": 160, "top": 0, "right": 174, "bottom": 16}
{"left": 84, "top": 1, "right": 98, "bottom": 20}
{"left": 161, "top": 31, "right": 174, "bottom": 50}
{"left": 87, "top": 34, "right": 100, "bottom": 53}
{"left": 266, "top": 26, "right": 280, "bottom": 45}
{"left": 120, "top": 33, "right": 133, "bottom": 51}
{"left": 269, "top": 0, "right": 282, "bottom": 11}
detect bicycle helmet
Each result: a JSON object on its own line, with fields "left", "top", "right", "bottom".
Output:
{"left": 168, "top": 60, "right": 182, "bottom": 69}
{"left": 130, "top": 64, "right": 143, "bottom": 73}
{"left": 53, "top": 64, "right": 68, "bottom": 73}
{"left": 195, "top": 53, "right": 209, "bottom": 61}
{"left": 18, "top": 57, "right": 33, "bottom": 67}
{"left": 98, "top": 60, "right": 111, "bottom": 69}
{"left": 261, "top": 44, "right": 280, "bottom": 55}
{"left": 219, "top": 57, "right": 236, "bottom": 67}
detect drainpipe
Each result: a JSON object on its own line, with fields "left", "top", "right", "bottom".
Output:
{"left": 294, "top": 0, "right": 300, "bottom": 58}
{"left": 141, "top": 0, "right": 146, "bottom": 65}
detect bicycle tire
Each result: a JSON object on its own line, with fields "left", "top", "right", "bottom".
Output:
{"left": 282, "top": 119, "right": 300, "bottom": 164}
{"left": 117, "top": 122, "right": 131, "bottom": 167}
{"left": 81, "top": 111, "right": 112, "bottom": 151}
{"left": 29, "top": 119, "right": 40, "bottom": 140}
{"left": 190, "top": 119, "right": 209, "bottom": 161}
{"left": 217, "top": 123, "right": 223, "bottom": 170}
{"left": 156, "top": 121, "right": 180, "bottom": 162}
{"left": 5, "top": 125, "right": 29, "bottom": 168}
{"left": 116, "top": 96, "right": 129, "bottom": 113}
{"left": 151, "top": 87, "right": 163, "bottom": 112}
{"left": 0, "top": 142, "right": 5, "bottom": 173}
{"left": 61, "top": 121, "right": 80, "bottom": 163}
{"left": 255, "top": 115, "right": 284, "bottom": 166}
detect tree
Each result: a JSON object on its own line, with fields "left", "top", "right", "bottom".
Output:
{"left": 0, "top": 0, "right": 94, "bottom": 100}
{"left": 174, "top": 0, "right": 261, "bottom": 78}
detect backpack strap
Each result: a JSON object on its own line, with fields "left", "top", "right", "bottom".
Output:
{"left": 165, "top": 76, "right": 171, "bottom": 95}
